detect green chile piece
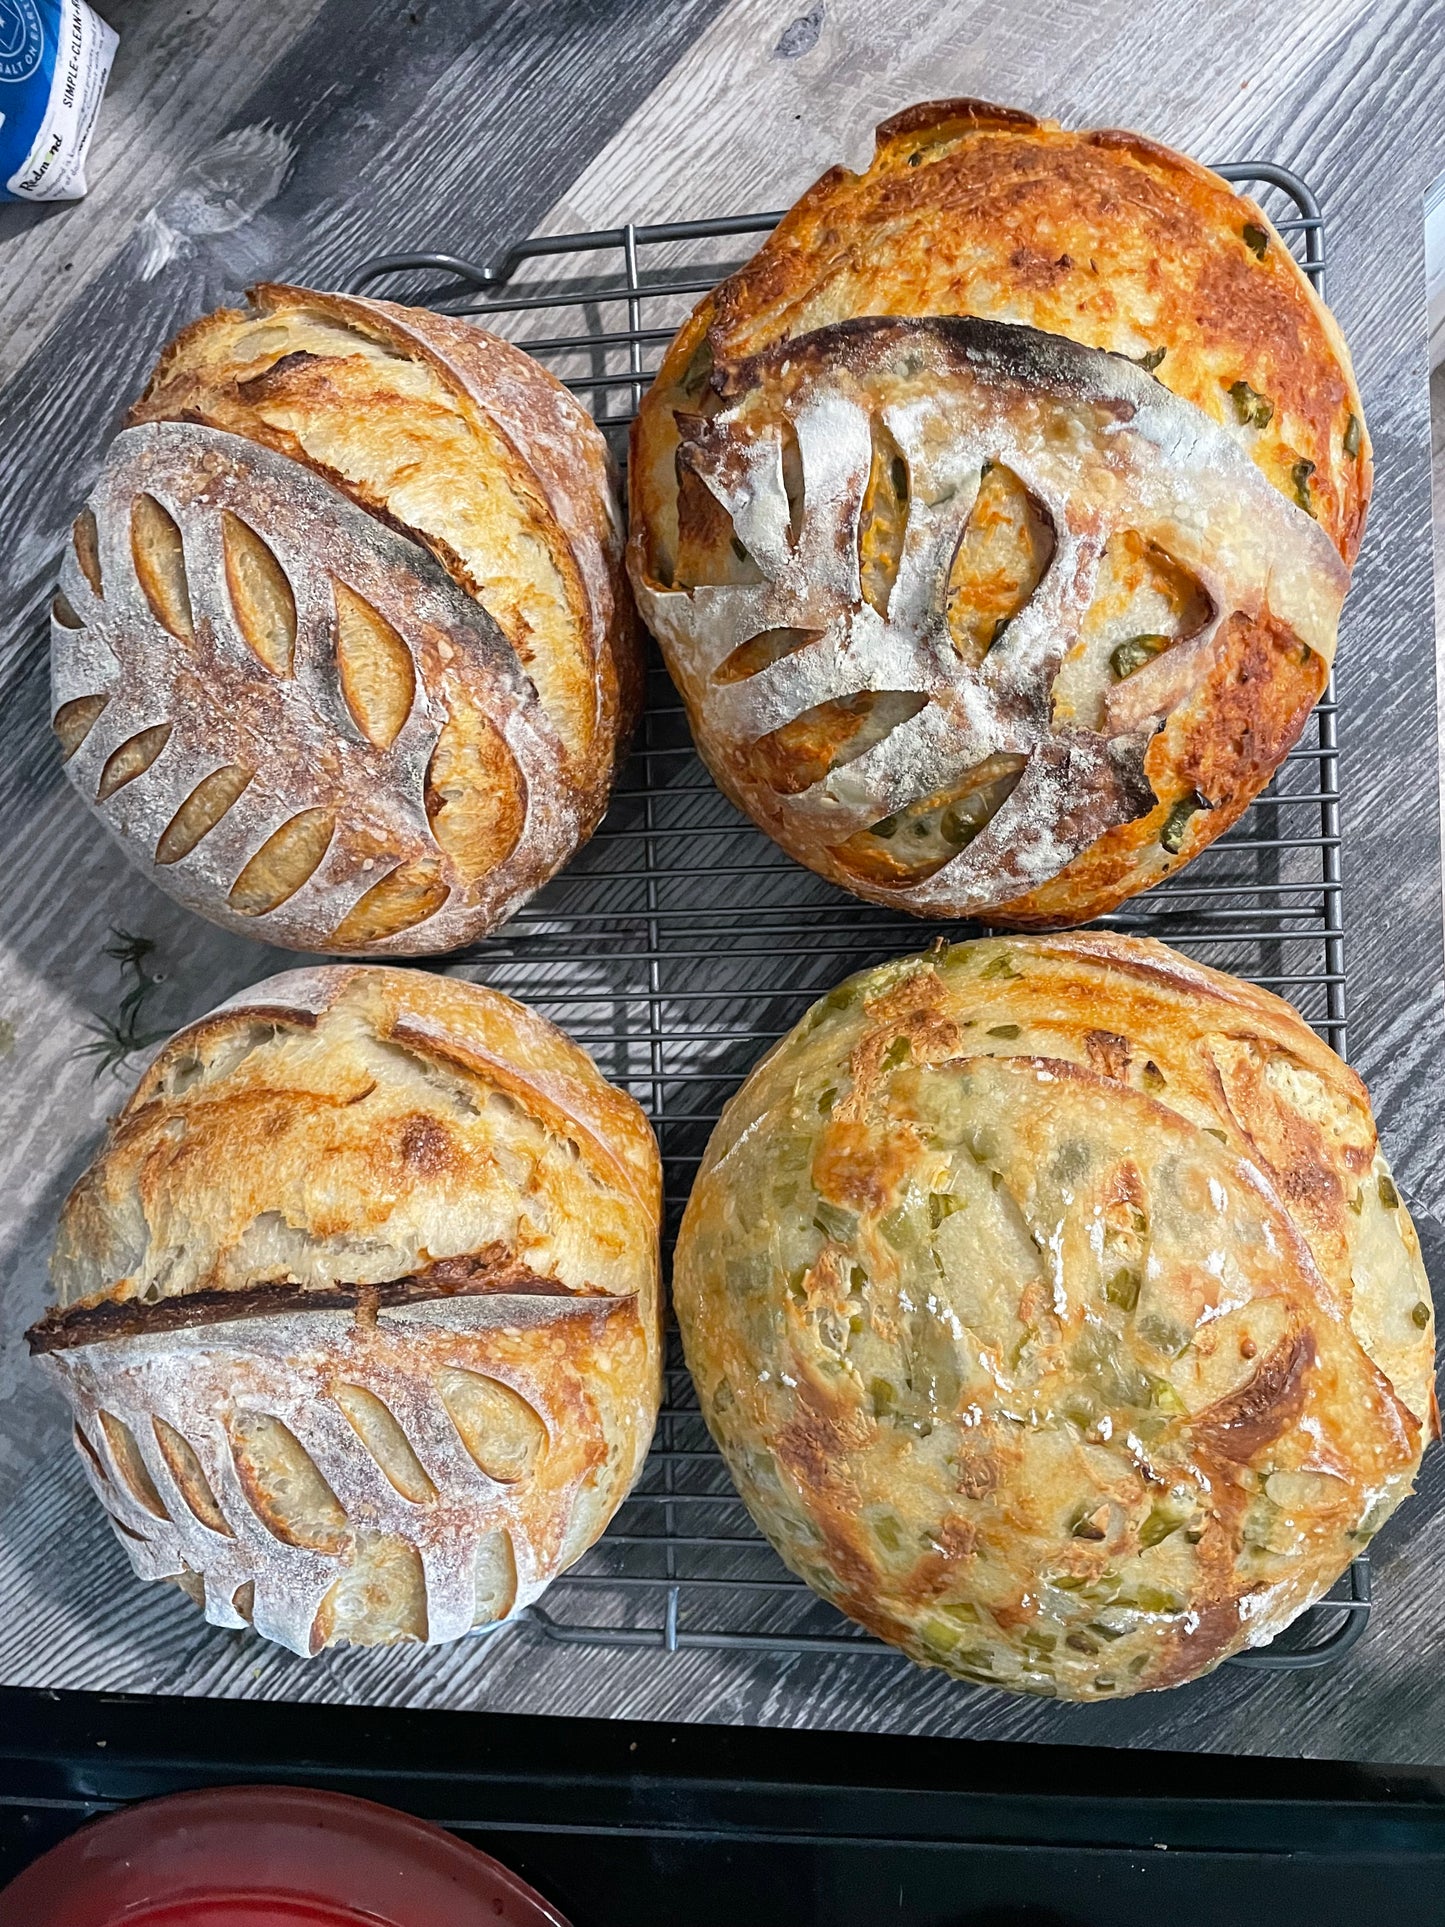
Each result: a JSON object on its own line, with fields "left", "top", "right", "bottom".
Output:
{"left": 871, "top": 1510, "right": 905, "bottom": 1553}
{"left": 1139, "top": 1506, "right": 1183, "bottom": 1548}
{"left": 1073, "top": 1324, "right": 1153, "bottom": 1408}
{"left": 1127, "top": 1585, "right": 1186, "bottom": 1615}
{"left": 1144, "top": 1375, "right": 1186, "bottom": 1415}
{"left": 813, "top": 1199, "right": 858, "bottom": 1243}
{"left": 1105, "top": 1268, "right": 1141, "bottom": 1312}
{"left": 1137, "top": 1312, "right": 1190, "bottom": 1357}
{"left": 1229, "top": 379, "right": 1274, "bottom": 429}
{"left": 1110, "top": 633, "right": 1170, "bottom": 680}
{"left": 1160, "top": 793, "right": 1205, "bottom": 855}
{"left": 903, "top": 1308, "right": 961, "bottom": 1421}
{"left": 939, "top": 788, "right": 997, "bottom": 847}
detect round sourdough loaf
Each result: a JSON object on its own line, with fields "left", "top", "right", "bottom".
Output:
{"left": 52, "top": 283, "right": 639, "bottom": 954}
{"left": 29, "top": 966, "right": 663, "bottom": 1656}
{"left": 628, "top": 102, "right": 1366, "bottom": 926}
{"left": 674, "top": 935, "right": 1434, "bottom": 1698}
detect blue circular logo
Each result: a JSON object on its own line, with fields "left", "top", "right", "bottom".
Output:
{"left": 0, "top": 0, "right": 43, "bottom": 85}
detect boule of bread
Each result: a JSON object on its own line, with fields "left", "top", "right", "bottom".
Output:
{"left": 28, "top": 966, "right": 663, "bottom": 1656}
{"left": 628, "top": 101, "right": 1365, "bottom": 927}
{"left": 675, "top": 934, "right": 1435, "bottom": 1699}
{"left": 52, "top": 283, "right": 640, "bottom": 955}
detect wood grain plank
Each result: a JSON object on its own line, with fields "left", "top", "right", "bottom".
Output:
{"left": 0, "top": 0, "right": 332, "bottom": 388}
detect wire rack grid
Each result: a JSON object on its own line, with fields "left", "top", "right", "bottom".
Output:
{"left": 348, "top": 162, "right": 1368, "bottom": 1675}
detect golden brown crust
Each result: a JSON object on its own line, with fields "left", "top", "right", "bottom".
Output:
{"left": 1000, "top": 609, "right": 1329, "bottom": 926}
{"left": 629, "top": 313, "right": 1345, "bottom": 927}
{"left": 54, "top": 963, "right": 661, "bottom": 1308}
{"left": 35, "top": 966, "right": 662, "bottom": 1656}
{"left": 635, "top": 99, "right": 1368, "bottom": 575}
{"left": 135, "top": 281, "right": 640, "bottom": 783}
{"left": 674, "top": 935, "right": 1431, "bottom": 1699}
{"left": 56, "top": 283, "right": 639, "bottom": 957}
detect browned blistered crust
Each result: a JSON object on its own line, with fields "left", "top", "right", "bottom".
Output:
{"left": 673, "top": 934, "right": 1433, "bottom": 1701}
{"left": 633, "top": 99, "right": 1369, "bottom": 577}
{"left": 54, "top": 282, "right": 639, "bottom": 958}
{"left": 33, "top": 965, "right": 663, "bottom": 1656}
{"left": 134, "top": 283, "right": 642, "bottom": 778}
{"left": 629, "top": 310, "right": 1345, "bottom": 929}
{"left": 1000, "top": 608, "right": 1328, "bottom": 927}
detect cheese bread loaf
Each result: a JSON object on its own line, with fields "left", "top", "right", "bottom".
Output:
{"left": 674, "top": 935, "right": 1433, "bottom": 1698}
{"left": 629, "top": 103, "right": 1366, "bottom": 926}
{"left": 52, "top": 284, "right": 639, "bottom": 954}
{"left": 29, "top": 966, "right": 663, "bottom": 1656}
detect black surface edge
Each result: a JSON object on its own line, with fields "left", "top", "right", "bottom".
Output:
{"left": 4, "top": 1684, "right": 1445, "bottom": 1857}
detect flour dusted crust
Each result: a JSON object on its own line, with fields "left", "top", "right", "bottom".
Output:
{"left": 630, "top": 316, "right": 1345, "bottom": 924}
{"left": 629, "top": 100, "right": 1366, "bottom": 927}
{"left": 674, "top": 934, "right": 1434, "bottom": 1699}
{"left": 633, "top": 99, "right": 1369, "bottom": 573}
{"left": 52, "top": 283, "right": 639, "bottom": 955}
{"left": 30, "top": 966, "right": 663, "bottom": 1656}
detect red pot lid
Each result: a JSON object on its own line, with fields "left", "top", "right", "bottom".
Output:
{"left": 0, "top": 1783, "right": 572, "bottom": 1927}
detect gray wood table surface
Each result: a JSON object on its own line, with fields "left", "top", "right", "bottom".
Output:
{"left": 2, "top": 0, "right": 1444, "bottom": 1765}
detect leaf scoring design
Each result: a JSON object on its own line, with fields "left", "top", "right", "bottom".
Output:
{"left": 435, "top": 1368, "right": 546, "bottom": 1484}
{"left": 330, "top": 859, "right": 448, "bottom": 949}
{"left": 152, "top": 1415, "right": 233, "bottom": 1536}
{"left": 52, "top": 694, "right": 110, "bottom": 761}
{"left": 73, "top": 507, "right": 103, "bottom": 596}
{"left": 155, "top": 764, "right": 254, "bottom": 865}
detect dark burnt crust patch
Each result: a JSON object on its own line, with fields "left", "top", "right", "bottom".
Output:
{"left": 234, "top": 349, "right": 324, "bottom": 399}
{"left": 713, "top": 313, "right": 1162, "bottom": 420}
{"left": 875, "top": 96, "right": 1042, "bottom": 145}
{"left": 28, "top": 1244, "right": 612, "bottom": 1355}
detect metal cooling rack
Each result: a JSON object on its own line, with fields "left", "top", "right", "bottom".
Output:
{"left": 349, "top": 162, "right": 1369, "bottom": 1674}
